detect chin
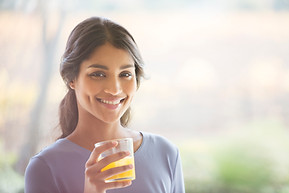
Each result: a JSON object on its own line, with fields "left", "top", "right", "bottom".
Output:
{"left": 100, "top": 114, "right": 123, "bottom": 124}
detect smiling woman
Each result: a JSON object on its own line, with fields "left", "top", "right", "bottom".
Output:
{"left": 59, "top": 18, "right": 145, "bottom": 137}
{"left": 24, "top": 17, "right": 185, "bottom": 193}
{"left": 70, "top": 43, "right": 137, "bottom": 126}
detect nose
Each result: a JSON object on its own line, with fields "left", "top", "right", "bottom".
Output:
{"left": 104, "top": 77, "right": 122, "bottom": 95}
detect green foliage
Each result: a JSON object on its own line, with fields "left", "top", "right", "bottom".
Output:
{"left": 181, "top": 120, "right": 289, "bottom": 193}
{"left": 214, "top": 144, "right": 272, "bottom": 193}
{"left": 0, "top": 141, "right": 24, "bottom": 193}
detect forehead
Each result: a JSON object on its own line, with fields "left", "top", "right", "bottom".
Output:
{"left": 82, "top": 43, "right": 134, "bottom": 69}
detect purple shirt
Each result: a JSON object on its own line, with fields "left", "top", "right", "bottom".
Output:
{"left": 25, "top": 132, "right": 185, "bottom": 193}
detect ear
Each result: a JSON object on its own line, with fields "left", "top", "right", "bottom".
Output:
{"left": 69, "top": 81, "right": 75, "bottom": 90}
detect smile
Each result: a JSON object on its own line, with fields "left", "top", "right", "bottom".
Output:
{"left": 100, "top": 99, "right": 120, "bottom": 105}
{"left": 97, "top": 98, "right": 126, "bottom": 105}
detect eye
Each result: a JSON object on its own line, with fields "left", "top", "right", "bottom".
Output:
{"left": 120, "top": 71, "right": 133, "bottom": 78}
{"left": 89, "top": 71, "right": 106, "bottom": 78}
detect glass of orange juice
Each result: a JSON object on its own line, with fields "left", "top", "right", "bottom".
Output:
{"left": 94, "top": 138, "right": 135, "bottom": 182}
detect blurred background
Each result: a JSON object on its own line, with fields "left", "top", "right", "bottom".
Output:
{"left": 1, "top": 0, "right": 289, "bottom": 192}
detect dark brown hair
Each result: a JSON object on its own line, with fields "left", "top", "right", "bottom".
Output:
{"left": 58, "top": 17, "right": 145, "bottom": 139}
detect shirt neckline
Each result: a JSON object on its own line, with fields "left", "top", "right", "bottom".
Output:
{"left": 59, "top": 131, "right": 146, "bottom": 156}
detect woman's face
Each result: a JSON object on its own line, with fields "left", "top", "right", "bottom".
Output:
{"left": 71, "top": 43, "right": 137, "bottom": 124}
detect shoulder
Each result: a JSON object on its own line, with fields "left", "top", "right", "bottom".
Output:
{"left": 25, "top": 139, "right": 69, "bottom": 175}
{"left": 135, "top": 132, "right": 183, "bottom": 187}
{"left": 142, "top": 132, "right": 178, "bottom": 148}
{"left": 32, "top": 138, "right": 89, "bottom": 162}
{"left": 25, "top": 139, "right": 89, "bottom": 192}
{"left": 25, "top": 148, "right": 61, "bottom": 193}
{"left": 25, "top": 138, "right": 87, "bottom": 176}
{"left": 30, "top": 139, "right": 71, "bottom": 162}
{"left": 140, "top": 132, "right": 179, "bottom": 157}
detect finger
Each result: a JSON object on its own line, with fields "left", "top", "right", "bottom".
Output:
{"left": 86, "top": 141, "right": 118, "bottom": 167}
{"left": 85, "top": 163, "right": 133, "bottom": 186}
{"left": 100, "top": 164, "right": 133, "bottom": 180}
{"left": 106, "top": 180, "right": 132, "bottom": 190}
{"left": 97, "top": 151, "right": 130, "bottom": 170}
{"left": 86, "top": 151, "right": 131, "bottom": 180}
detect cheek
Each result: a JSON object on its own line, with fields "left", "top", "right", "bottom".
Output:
{"left": 75, "top": 80, "right": 100, "bottom": 100}
{"left": 125, "top": 80, "right": 137, "bottom": 96}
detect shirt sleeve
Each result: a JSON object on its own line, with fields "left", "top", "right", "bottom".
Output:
{"left": 25, "top": 157, "right": 60, "bottom": 193}
{"left": 171, "top": 150, "right": 186, "bottom": 193}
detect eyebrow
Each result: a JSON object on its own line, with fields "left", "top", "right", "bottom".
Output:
{"left": 120, "top": 64, "right": 135, "bottom": 70}
{"left": 88, "top": 64, "right": 108, "bottom": 70}
{"left": 88, "top": 64, "right": 135, "bottom": 70}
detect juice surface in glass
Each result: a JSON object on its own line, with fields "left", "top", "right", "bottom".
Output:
{"left": 101, "top": 157, "right": 135, "bottom": 182}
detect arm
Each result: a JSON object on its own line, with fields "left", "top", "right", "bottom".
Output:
{"left": 25, "top": 157, "right": 60, "bottom": 193}
{"left": 171, "top": 150, "right": 186, "bottom": 193}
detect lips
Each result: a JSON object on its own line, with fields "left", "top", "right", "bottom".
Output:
{"left": 100, "top": 99, "right": 121, "bottom": 105}
{"left": 96, "top": 97, "right": 126, "bottom": 109}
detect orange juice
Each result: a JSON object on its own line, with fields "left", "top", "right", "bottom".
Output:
{"left": 101, "top": 157, "right": 135, "bottom": 182}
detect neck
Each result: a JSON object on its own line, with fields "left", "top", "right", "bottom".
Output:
{"left": 67, "top": 114, "right": 130, "bottom": 151}
{"left": 66, "top": 105, "right": 143, "bottom": 152}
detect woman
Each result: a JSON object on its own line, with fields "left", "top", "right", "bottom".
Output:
{"left": 25, "top": 17, "right": 185, "bottom": 193}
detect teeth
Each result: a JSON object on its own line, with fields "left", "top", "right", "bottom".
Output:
{"left": 100, "top": 99, "right": 121, "bottom": 105}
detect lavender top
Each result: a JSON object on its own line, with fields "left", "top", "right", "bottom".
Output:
{"left": 25, "top": 132, "right": 185, "bottom": 193}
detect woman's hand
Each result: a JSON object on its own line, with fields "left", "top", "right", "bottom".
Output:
{"left": 83, "top": 141, "right": 133, "bottom": 193}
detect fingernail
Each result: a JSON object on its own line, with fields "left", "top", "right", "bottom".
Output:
{"left": 126, "top": 180, "right": 132, "bottom": 185}
{"left": 111, "top": 141, "right": 118, "bottom": 146}
{"left": 128, "top": 164, "right": 133, "bottom": 169}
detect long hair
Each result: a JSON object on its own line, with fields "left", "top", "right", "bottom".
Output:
{"left": 58, "top": 17, "right": 145, "bottom": 139}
